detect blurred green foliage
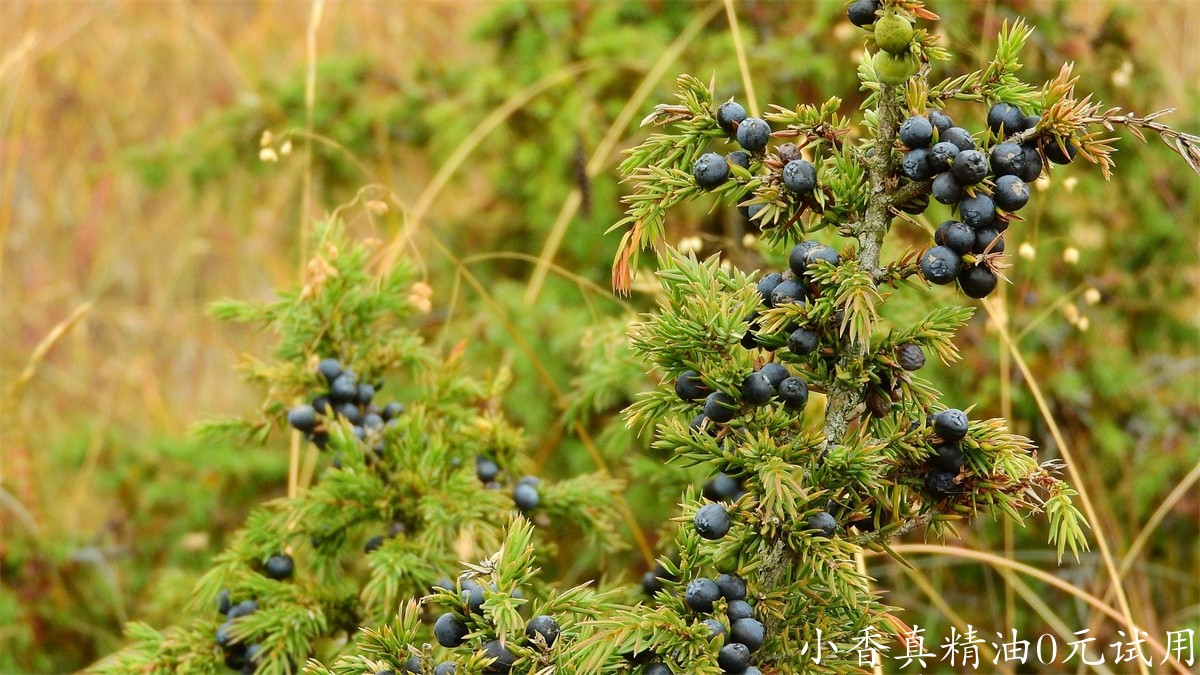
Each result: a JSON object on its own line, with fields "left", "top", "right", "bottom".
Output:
{"left": 6, "top": 1, "right": 1197, "bottom": 672}
{"left": 1, "top": 432, "right": 286, "bottom": 673}
{"left": 128, "top": 55, "right": 430, "bottom": 192}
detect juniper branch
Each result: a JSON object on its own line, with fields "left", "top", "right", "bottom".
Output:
{"left": 754, "top": 84, "right": 906, "bottom": 631}
{"left": 861, "top": 84, "right": 904, "bottom": 277}
{"left": 1007, "top": 106, "right": 1200, "bottom": 177}
{"left": 822, "top": 83, "right": 905, "bottom": 445}
{"left": 889, "top": 177, "right": 932, "bottom": 215}
{"left": 848, "top": 512, "right": 938, "bottom": 547}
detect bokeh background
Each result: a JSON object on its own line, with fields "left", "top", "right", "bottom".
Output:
{"left": 1, "top": 1, "right": 1197, "bottom": 672}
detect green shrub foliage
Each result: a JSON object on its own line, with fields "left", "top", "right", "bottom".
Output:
{"left": 95, "top": 1, "right": 1200, "bottom": 673}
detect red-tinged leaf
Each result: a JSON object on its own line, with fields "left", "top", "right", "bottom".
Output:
{"left": 611, "top": 233, "right": 635, "bottom": 295}
{"left": 447, "top": 340, "right": 468, "bottom": 364}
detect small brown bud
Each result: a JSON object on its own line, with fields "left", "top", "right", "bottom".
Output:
{"left": 777, "top": 142, "right": 803, "bottom": 164}
{"left": 866, "top": 388, "right": 893, "bottom": 418}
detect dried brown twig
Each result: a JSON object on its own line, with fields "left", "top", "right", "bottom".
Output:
{"left": 1007, "top": 63, "right": 1200, "bottom": 178}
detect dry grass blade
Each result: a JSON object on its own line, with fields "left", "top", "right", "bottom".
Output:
{"left": 1013, "top": 283, "right": 1086, "bottom": 342}
{"left": 523, "top": 2, "right": 721, "bottom": 307}
{"left": 0, "top": 8, "right": 99, "bottom": 86}
{"left": 3, "top": 301, "right": 94, "bottom": 547}
{"left": 876, "top": 545, "right": 1189, "bottom": 674}
{"left": 1008, "top": 573, "right": 1118, "bottom": 675}
{"left": 0, "top": 486, "right": 39, "bottom": 535}
{"left": 375, "top": 59, "right": 601, "bottom": 276}
{"left": 3, "top": 301, "right": 94, "bottom": 405}
{"left": 467, "top": 252, "right": 631, "bottom": 313}
{"left": 979, "top": 298, "right": 1146, "bottom": 675}
{"left": 0, "top": 33, "right": 37, "bottom": 84}
{"left": 1109, "top": 459, "right": 1200, "bottom": 596}
{"left": 299, "top": 0, "right": 326, "bottom": 284}
{"left": 892, "top": 561, "right": 1010, "bottom": 671}
{"left": 723, "top": 0, "right": 758, "bottom": 118}
{"left": 287, "top": 0, "right": 327, "bottom": 502}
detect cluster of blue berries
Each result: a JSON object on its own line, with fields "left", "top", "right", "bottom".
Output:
{"left": 750, "top": 239, "right": 841, "bottom": 356}
{"left": 638, "top": 561, "right": 767, "bottom": 674}
{"left": 924, "top": 408, "right": 971, "bottom": 500}
{"left": 431, "top": 578, "right": 558, "bottom": 674}
{"left": 675, "top": 237, "right": 854, "bottom": 434}
{"left": 679, "top": 360, "right": 808, "bottom": 434}
{"left": 691, "top": 99, "right": 820, "bottom": 219}
{"left": 630, "top": 496, "right": 832, "bottom": 673}
{"left": 363, "top": 521, "right": 408, "bottom": 554}
{"left": 286, "top": 358, "right": 405, "bottom": 455}
{"left": 909, "top": 103, "right": 1077, "bottom": 298}
{"left": 475, "top": 455, "right": 542, "bottom": 513}
{"left": 214, "top": 591, "right": 262, "bottom": 673}
{"left": 212, "top": 554, "right": 294, "bottom": 672}
{"left": 681, "top": 574, "right": 766, "bottom": 675}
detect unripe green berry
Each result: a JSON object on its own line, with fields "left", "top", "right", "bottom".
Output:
{"left": 872, "top": 50, "right": 917, "bottom": 85}
{"left": 874, "top": 11, "right": 914, "bottom": 54}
